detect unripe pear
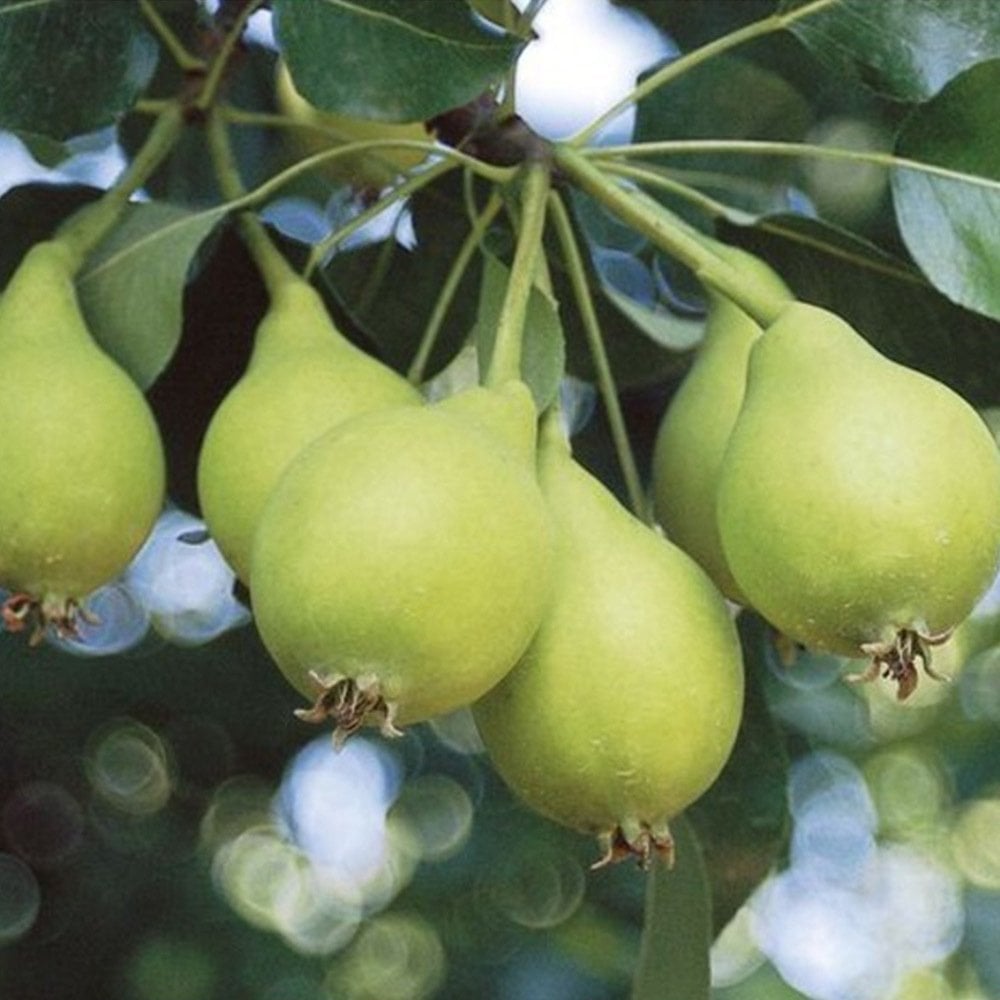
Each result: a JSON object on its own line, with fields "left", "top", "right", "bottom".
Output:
{"left": 652, "top": 245, "right": 792, "bottom": 602}
{"left": 717, "top": 302, "right": 1000, "bottom": 698}
{"left": 0, "top": 240, "right": 165, "bottom": 636}
{"left": 196, "top": 277, "right": 421, "bottom": 583}
{"left": 473, "top": 417, "right": 744, "bottom": 868}
{"left": 275, "top": 61, "right": 428, "bottom": 189}
{"left": 250, "top": 380, "right": 553, "bottom": 740}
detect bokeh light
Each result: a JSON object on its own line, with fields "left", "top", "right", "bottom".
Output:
{"left": 323, "top": 912, "right": 446, "bottom": 1000}
{"left": 86, "top": 719, "right": 174, "bottom": 816}
{"left": 0, "top": 852, "right": 41, "bottom": 944}
{"left": 125, "top": 508, "right": 250, "bottom": 646}
{"left": 864, "top": 747, "right": 950, "bottom": 842}
{"left": 952, "top": 796, "right": 1000, "bottom": 890}
{"left": 749, "top": 751, "right": 964, "bottom": 1000}
{"left": 46, "top": 579, "right": 151, "bottom": 656}
{"left": 480, "top": 842, "right": 586, "bottom": 930}
{"left": 122, "top": 936, "right": 218, "bottom": 1000}
{"left": 2, "top": 780, "right": 85, "bottom": 868}
{"left": 389, "top": 773, "right": 475, "bottom": 863}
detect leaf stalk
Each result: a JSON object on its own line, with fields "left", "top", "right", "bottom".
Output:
{"left": 547, "top": 192, "right": 648, "bottom": 521}
{"left": 484, "top": 159, "right": 551, "bottom": 388}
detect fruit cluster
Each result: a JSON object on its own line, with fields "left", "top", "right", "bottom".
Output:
{"left": 2, "top": 210, "right": 999, "bottom": 868}
{"left": 653, "top": 248, "right": 1000, "bottom": 701}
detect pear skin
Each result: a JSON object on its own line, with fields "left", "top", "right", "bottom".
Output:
{"left": 653, "top": 246, "right": 791, "bottom": 602}
{"left": 250, "top": 382, "right": 553, "bottom": 739}
{"left": 474, "top": 420, "right": 743, "bottom": 867}
{"left": 0, "top": 241, "right": 165, "bottom": 633}
{"left": 718, "top": 302, "right": 1000, "bottom": 696}
{"left": 197, "top": 277, "right": 421, "bottom": 583}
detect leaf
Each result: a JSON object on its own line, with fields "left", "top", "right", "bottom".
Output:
{"left": 0, "top": 0, "right": 158, "bottom": 140}
{"left": 76, "top": 202, "right": 227, "bottom": 388}
{"left": 473, "top": 252, "right": 565, "bottom": 410}
{"left": 781, "top": 0, "right": 1000, "bottom": 102}
{"left": 891, "top": 59, "right": 1000, "bottom": 323}
{"left": 272, "top": 0, "right": 521, "bottom": 122}
{"left": 717, "top": 213, "right": 1000, "bottom": 406}
{"left": 635, "top": 56, "right": 813, "bottom": 214}
{"left": 630, "top": 815, "right": 710, "bottom": 1000}
{"left": 687, "top": 613, "right": 790, "bottom": 932}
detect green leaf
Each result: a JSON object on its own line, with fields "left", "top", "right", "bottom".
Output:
{"left": 636, "top": 56, "right": 812, "bottom": 214}
{"left": 76, "top": 202, "right": 226, "bottom": 388}
{"left": 718, "top": 213, "right": 1000, "bottom": 406}
{"left": 891, "top": 59, "right": 1000, "bottom": 323}
{"left": 630, "top": 815, "right": 711, "bottom": 1000}
{"left": 273, "top": 0, "right": 520, "bottom": 122}
{"left": 0, "top": 0, "right": 158, "bottom": 140}
{"left": 781, "top": 0, "right": 1000, "bottom": 102}
{"left": 473, "top": 252, "right": 565, "bottom": 410}
{"left": 687, "top": 613, "right": 790, "bottom": 932}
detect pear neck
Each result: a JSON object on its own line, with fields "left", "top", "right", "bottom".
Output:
{"left": 0, "top": 241, "right": 95, "bottom": 351}
{"left": 436, "top": 381, "right": 540, "bottom": 466}
{"left": 249, "top": 278, "right": 352, "bottom": 363}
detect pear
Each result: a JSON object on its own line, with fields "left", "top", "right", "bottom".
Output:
{"left": 196, "top": 276, "right": 421, "bottom": 583}
{"left": 717, "top": 301, "right": 1000, "bottom": 698}
{"left": 0, "top": 240, "right": 165, "bottom": 637}
{"left": 473, "top": 416, "right": 744, "bottom": 868}
{"left": 250, "top": 380, "right": 553, "bottom": 741}
{"left": 652, "top": 245, "right": 792, "bottom": 602}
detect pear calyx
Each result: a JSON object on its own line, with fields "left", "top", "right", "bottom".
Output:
{"left": 2, "top": 592, "right": 95, "bottom": 645}
{"left": 294, "top": 669, "right": 403, "bottom": 747}
{"left": 592, "top": 821, "right": 675, "bottom": 871}
{"left": 848, "top": 626, "right": 953, "bottom": 701}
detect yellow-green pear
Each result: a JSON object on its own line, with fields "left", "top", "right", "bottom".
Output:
{"left": 250, "top": 380, "right": 553, "bottom": 741}
{"left": 717, "top": 301, "right": 1000, "bottom": 698}
{"left": 196, "top": 276, "right": 421, "bottom": 583}
{"left": 652, "top": 245, "right": 792, "bottom": 602}
{"left": 473, "top": 415, "right": 743, "bottom": 868}
{"left": 0, "top": 240, "right": 165, "bottom": 635}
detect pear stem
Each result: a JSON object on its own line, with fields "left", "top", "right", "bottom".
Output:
{"left": 547, "top": 191, "right": 649, "bottom": 522}
{"left": 408, "top": 184, "right": 505, "bottom": 384}
{"left": 570, "top": 0, "right": 839, "bottom": 148}
{"left": 221, "top": 106, "right": 516, "bottom": 183}
{"left": 553, "top": 145, "right": 788, "bottom": 326}
{"left": 138, "top": 0, "right": 206, "bottom": 73}
{"left": 304, "top": 157, "right": 457, "bottom": 277}
{"left": 484, "top": 159, "right": 551, "bottom": 389}
{"left": 53, "top": 103, "right": 185, "bottom": 272}
{"left": 192, "top": 0, "right": 266, "bottom": 114}
{"left": 205, "top": 108, "right": 298, "bottom": 297}
{"left": 594, "top": 160, "right": 735, "bottom": 223}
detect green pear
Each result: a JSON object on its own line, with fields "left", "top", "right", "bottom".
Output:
{"left": 473, "top": 416, "right": 744, "bottom": 868}
{"left": 196, "top": 276, "right": 421, "bottom": 583}
{"left": 717, "top": 302, "right": 1000, "bottom": 698}
{"left": 250, "top": 380, "right": 553, "bottom": 741}
{"left": 652, "top": 245, "right": 792, "bottom": 602}
{"left": 0, "top": 240, "right": 165, "bottom": 635}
